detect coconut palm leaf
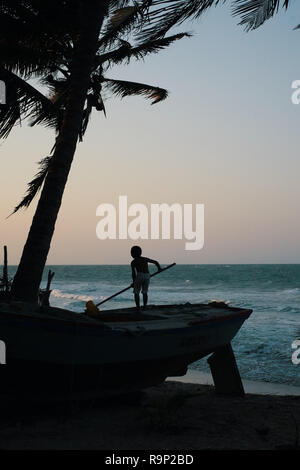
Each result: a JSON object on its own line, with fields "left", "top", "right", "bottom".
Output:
{"left": 0, "top": 67, "right": 60, "bottom": 138}
{"left": 0, "top": 40, "right": 68, "bottom": 79}
{"left": 99, "top": 0, "right": 152, "bottom": 49}
{"left": 232, "top": 0, "right": 290, "bottom": 30}
{"left": 98, "top": 32, "right": 191, "bottom": 66}
{"left": 104, "top": 78, "right": 168, "bottom": 104}
{"left": 109, "top": 0, "right": 133, "bottom": 8}
{"left": 11, "top": 156, "right": 53, "bottom": 214}
{"left": 136, "top": 0, "right": 221, "bottom": 42}
{"left": 0, "top": 3, "right": 78, "bottom": 79}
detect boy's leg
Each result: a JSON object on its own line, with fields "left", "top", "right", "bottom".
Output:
{"left": 134, "top": 293, "right": 140, "bottom": 309}
{"left": 142, "top": 275, "right": 150, "bottom": 308}
{"left": 133, "top": 275, "right": 141, "bottom": 309}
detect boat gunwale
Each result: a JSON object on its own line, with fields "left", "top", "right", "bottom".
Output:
{"left": 0, "top": 303, "right": 253, "bottom": 330}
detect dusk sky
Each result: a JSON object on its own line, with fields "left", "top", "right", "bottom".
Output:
{"left": 1, "top": 1, "right": 300, "bottom": 265}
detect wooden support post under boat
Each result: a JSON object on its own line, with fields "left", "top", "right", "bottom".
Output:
{"left": 207, "top": 343, "right": 245, "bottom": 397}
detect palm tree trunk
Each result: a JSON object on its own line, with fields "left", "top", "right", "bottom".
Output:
{"left": 11, "top": 2, "right": 106, "bottom": 302}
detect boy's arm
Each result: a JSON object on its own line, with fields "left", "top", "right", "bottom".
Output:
{"left": 146, "top": 258, "right": 162, "bottom": 271}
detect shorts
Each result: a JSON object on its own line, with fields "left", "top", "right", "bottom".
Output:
{"left": 133, "top": 272, "right": 150, "bottom": 294}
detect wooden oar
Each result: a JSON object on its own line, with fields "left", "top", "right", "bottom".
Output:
{"left": 85, "top": 263, "right": 176, "bottom": 317}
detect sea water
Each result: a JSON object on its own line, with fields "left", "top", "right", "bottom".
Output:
{"left": 7, "top": 264, "right": 300, "bottom": 387}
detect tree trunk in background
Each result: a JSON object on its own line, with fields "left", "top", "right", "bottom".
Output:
{"left": 11, "top": 2, "right": 106, "bottom": 302}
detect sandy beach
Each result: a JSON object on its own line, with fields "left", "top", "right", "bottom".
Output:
{"left": 0, "top": 378, "right": 299, "bottom": 450}
{"left": 168, "top": 369, "right": 300, "bottom": 396}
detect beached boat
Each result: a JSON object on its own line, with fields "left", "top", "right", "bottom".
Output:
{"left": 0, "top": 301, "right": 252, "bottom": 400}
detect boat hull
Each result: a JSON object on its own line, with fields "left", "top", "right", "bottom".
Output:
{"left": 0, "top": 303, "right": 252, "bottom": 400}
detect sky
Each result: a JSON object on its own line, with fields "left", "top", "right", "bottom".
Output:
{"left": 1, "top": 1, "right": 300, "bottom": 265}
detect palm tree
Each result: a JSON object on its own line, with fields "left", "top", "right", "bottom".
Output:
{"left": 2, "top": 0, "right": 290, "bottom": 303}
{"left": 1, "top": 0, "right": 109, "bottom": 301}
{"left": 0, "top": 0, "right": 198, "bottom": 302}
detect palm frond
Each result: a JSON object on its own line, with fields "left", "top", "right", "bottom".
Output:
{"left": 28, "top": 104, "right": 63, "bottom": 132}
{"left": 97, "top": 40, "right": 132, "bottom": 66}
{"left": 0, "top": 5, "right": 75, "bottom": 79}
{"left": 104, "top": 78, "right": 168, "bottom": 104}
{"left": 108, "top": 0, "right": 133, "bottom": 9}
{"left": 135, "top": 0, "right": 221, "bottom": 42}
{"left": 0, "top": 41, "right": 66, "bottom": 79}
{"left": 232, "top": 0, "right": 290, "bottom": 30}
{"left": 99, "top": 0, "right": 152, "bottom": 49}
{"left": 131, "top": 32, "right": 191, "bottom": 60}
{"left": 11, "top": 156, "right": 52, "bottom": 215}
{"left": 0, "top": 67, "right": 60, "bottom": 138}
{"left": 98, "top": 32, "right": 191, "bottom": 66}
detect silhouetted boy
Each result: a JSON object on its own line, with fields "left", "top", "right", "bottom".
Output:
{"left": 130, "top": 246, "right": 161, "bottom": 309}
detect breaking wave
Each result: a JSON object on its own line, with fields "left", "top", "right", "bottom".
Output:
{"left": 51, "top": 289, "right": 93, "bottom": 303}
{"left": 282, "top": 288, "right": 300, "bottom": 294}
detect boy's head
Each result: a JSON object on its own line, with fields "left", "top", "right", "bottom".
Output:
{"left": 131, "top": 245, "right": 142, "bottom": 258}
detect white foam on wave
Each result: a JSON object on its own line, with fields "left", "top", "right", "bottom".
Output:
{"left": 210, "top": 299, "right": 231, "bottom": 305}
{"left": 51, "top": 289, "right": 94, "bottom": 302}
{"left": 282, "top": 288, "right": 300, "bottom": 294}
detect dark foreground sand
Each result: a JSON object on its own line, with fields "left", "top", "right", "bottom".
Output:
{"left": 0, "top": 381, "right": 299, "bottom": 450}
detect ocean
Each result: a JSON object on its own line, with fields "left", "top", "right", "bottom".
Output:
{"left": 7, "top": 264, "right": 300, "bottom": 387}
